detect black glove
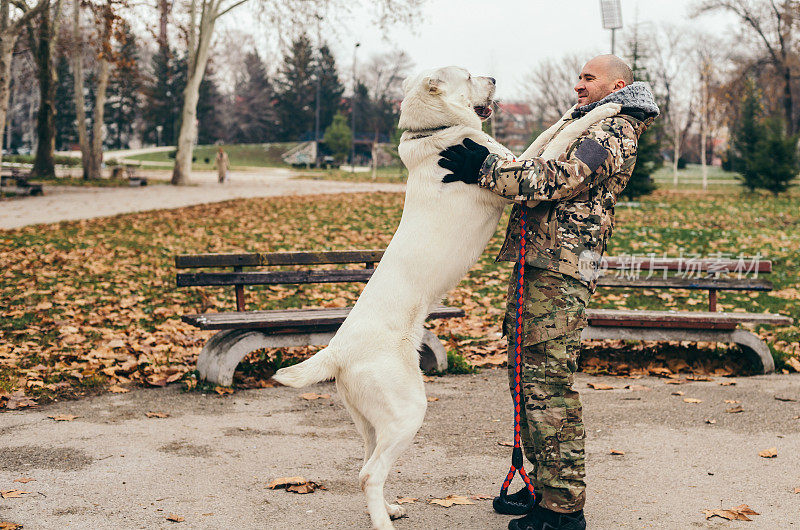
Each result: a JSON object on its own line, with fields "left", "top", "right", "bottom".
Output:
{"left": 437, "top": 138, "right": 490, "bottom": 184}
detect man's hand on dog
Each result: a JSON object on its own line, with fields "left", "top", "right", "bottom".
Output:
{"left": 438, "top": 138, "right": 490, "bottom": 184}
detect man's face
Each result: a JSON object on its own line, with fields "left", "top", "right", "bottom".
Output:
{"left": 574, "top": 59, "right": 620, "bottom": 106}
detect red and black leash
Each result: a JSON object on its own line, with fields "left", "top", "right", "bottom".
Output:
{"left": 495, "top": 208, "right": 537, "bottom": 513}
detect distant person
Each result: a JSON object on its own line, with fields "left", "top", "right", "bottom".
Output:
{"left": 216, "top": 147, "right": 229, "bottom": 183}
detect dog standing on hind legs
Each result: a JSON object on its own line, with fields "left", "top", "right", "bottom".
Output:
{"left": 272, "top": 66, "right": 622, "bottom": 529}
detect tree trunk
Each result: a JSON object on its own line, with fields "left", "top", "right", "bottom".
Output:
{"left": 89, "top": 57, "right": 110, "bottom": 178}
{"left": 30, "top": 6, "right": 58, "bottom": 179}
{"left": 71, "top": 0, "right": 90, "bottom": 179}
{"left": 0, "top": 33, "right": 16, "bottom": 171}
{"left": 783, "top": 65, "right": 793, "bottom": 135}
{"left": 171, "top": 12, "right": 214, "bottom": 185}
{"left": 672, "top": 127, "right": 680, "bottom": 188}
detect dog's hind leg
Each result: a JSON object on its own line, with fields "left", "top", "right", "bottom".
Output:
{"left": 339, "top": 390, "right": 378, "bottom": 464}
{"left": 360, "top": 429, "right": 417, "bottom": 529}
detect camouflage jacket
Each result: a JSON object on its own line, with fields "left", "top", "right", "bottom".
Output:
{"left": 478, "top": 111, "right": 655, "bottom": 293}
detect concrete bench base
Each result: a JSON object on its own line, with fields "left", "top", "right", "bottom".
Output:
{"left": 197, "top": 328, "right": 448, "bottom": 386}
{"left": 581, "top": 326, "right": 775, "bottom": 373}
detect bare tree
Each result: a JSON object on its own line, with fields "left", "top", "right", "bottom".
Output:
{"left": 694, "top": 0, "right": 800, "bottom": 133}
{"left": 648, "top": 24, "right": 696, "bottom": 185}
{"left": 70, "top": 0, "right": 89, "bottom": 178}
{"left": 521, "top": 53, "right": 586, "bottom": 125}
{"left": 170, "top": 0, "right": 424, "bottom": 185}
{"left": 28, "top": 0, "right": 62, "bottom": 178}
{"left": 0, "top": 0, "right": 49, "bottom": 169}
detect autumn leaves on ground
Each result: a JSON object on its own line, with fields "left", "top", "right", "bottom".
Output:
{"left": 2, "top": 188, "right": 800, "bottom": 409}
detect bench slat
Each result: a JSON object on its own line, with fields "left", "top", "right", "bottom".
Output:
{"left": 595, "top": 276, "right": 773, "bottom": 290}
{"left": 177, "top": 269, "right": 375, "bottom": 287}
{"left": 178, "top": 270, "right": 774, "bottom": 290}
{"left": 175, "top": 250, "right": 385, "bottom": 268}
{"left": 586, "top": 308, "right": 792, "bottom": 330}
{"left": 182, "top": 305, "right": 465, "bottom": 331}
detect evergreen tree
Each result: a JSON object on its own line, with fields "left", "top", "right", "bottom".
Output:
{"left": 105, "top": 22, "right": 141, "bottom": 150}
{"left": 196, "top": 66, "right": 227, "bottom": 144}
{"left": 754, "top": 117, "right": 798, "bottom": 195}
{"left": 54, "top": 54, "right": 77, "bottom": 151}
{"left": 323, "top": 112, "right": 352, "bottom": 162}
{"left": 142, "top": 47, "right": 184, "bottom": 145}
{"left": 728, "top": 79, "right": 765, "bottom": 191}
{"left": 316, "top": 44, "right": 343, "bottom": 134}
{"left": 230, "top": 50, "right": 276, "bottom": 143}
{"left": 275, "top": 34, "right": 315, "bottom": 141}
{"left": 351, "top": 80, "right": 372, "bottom": 140}
{"left": 621, "top": 25, "right": 660, "bottom": 199}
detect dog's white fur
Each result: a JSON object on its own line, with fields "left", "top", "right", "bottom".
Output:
{"left": 273, "top": 66, "right": 622, "bottom": 529}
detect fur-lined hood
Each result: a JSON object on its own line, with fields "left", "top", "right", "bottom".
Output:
{"left": 572, "top": 81, "right": 660, "bottom": 122}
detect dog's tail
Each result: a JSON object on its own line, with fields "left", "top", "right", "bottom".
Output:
{"left": 271, "top": 346, "right": 338, "bottom": 388}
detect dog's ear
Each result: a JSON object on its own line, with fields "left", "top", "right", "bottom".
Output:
{"left": 423, "top": 76, "right": 442, "bottom": 95}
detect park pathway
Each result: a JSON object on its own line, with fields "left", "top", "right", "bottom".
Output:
{"left": 0, "top": 168, "right": 405, "bottom": 229}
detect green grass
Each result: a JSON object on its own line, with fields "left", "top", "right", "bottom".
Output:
{"left": 123, "top": 143, "right": 299, "bottom": 170}
{"left": 296, "top": 166, "right": 407, "bottom": 183}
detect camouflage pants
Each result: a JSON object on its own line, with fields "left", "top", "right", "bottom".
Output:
{"left": 503, "top": 265, "right": 590, "bottom": 513}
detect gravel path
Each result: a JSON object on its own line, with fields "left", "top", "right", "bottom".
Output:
{"left": 2, "top": 370, "right": 798, "bottom": 528}
{"left": 0, "top": 168, "right": 405, "bottom": 229}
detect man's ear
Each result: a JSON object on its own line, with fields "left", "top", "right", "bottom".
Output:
{"left": 424, "top": 76, "right": 442, "bottom": 94}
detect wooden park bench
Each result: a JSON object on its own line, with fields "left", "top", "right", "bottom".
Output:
{"left": 175, "top": 251, "right": 465, "bottom": 386}
{"left": 0, "top": 168, "right": 43, "bottom": 196}
{"left": 582, "top": 255, "right": 792, "bottom": 373}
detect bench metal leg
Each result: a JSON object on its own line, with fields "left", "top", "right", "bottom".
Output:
{"left": 580, "top": 326, "right": 775, "bottom": 374}
{"left": 197, "top": 328, "right": 449, "bottom": 386}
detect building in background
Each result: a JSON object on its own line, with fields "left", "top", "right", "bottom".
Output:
{"left": 493, "top": 102, "right": 537, "bottom": 154}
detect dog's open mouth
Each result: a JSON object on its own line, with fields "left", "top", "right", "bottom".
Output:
{"left": 473, "top": 105, "right": 493, "bottom": 120}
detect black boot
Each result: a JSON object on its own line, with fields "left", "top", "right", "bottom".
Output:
{"left": 508, "top": 505, "right": 586, "bottom": 530}
{"left": 493, "top": 486, "right": 539, "bottom": 515}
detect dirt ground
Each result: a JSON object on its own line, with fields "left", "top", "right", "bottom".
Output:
{"left": 1, "top": 369, "right": 798, "bottom": 529}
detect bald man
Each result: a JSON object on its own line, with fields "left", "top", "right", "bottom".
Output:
{"left": 438, "top": 55, "right": 659, "bottom": 530}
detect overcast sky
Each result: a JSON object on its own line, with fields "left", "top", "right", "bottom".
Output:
{"left": 316, "top": 0, "right": 736, "bottom": 100}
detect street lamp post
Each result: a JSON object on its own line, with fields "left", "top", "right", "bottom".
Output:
{"left": 314, "top": 14, "right": 322, "bottom": 166}
{"left": 599, "top": 0, "right": 623, "bottom": 54}
{"left": 351, "top": 42, "right": 360, "bottom": 174}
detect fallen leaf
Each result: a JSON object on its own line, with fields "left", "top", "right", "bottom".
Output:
{"left": 287, "top": 483, "right": 317, "bottom": 494}
{"left": 683, "top": 398, "right": 702, "bottom": 404}
{"left": 786, "top": 357, "right": 800, "bottom": 372}
{"left": 267, "top": 476, "right": 307, "bottom": 489}
{"left": 427, "top": 396, "right": 439, "bottom": 402}
{"left": 759, "top": 447, "right": 777, "bottom": 458}
{"left": 422, "top": 376, "right": 435, "bottom": 382}
{"left": 671, "top": 391, "right": 685, "bottom": 396}
{"left": 13, "top": 478, "right": 34, "bottom": 484}
{"left": 725, "top": 405, "right": 744, "bottom": 413}
{"left": 703, "top": 508, "right": 751, "bottom": 521}
{"left": 625, "top": 384, "right": 651, "bottom": 391}
{"left": 664, "top": 379, "right": 685, "bottom": 385}
{"left": 497, "top": 441, "right": 513, "bottom": 447}
{"left": 214, "top": 386, "right": 234, "bottom": 395}
{"left": 705, "top": 419, "right": 717, "bottom": 424}
{"left": 724, "top": 400, "right": 740, "bottom": 404}
{"left": 396, "top": 497, "right": 418, "bottom": 504}
{"left": 429, "top": 494, "right": 475, "bottom": 507}
{"left": 610, "top": 449, "right": 625, "bottom": 455}
{"left": 793, "top": 487, "right": 800, "bottom": 494}
{"left": 0, "top": 523, "right": 23, "bottom": 530}
{"left": 146, "top": 411, "right": 169, "bottom": 418}
{"left": 470, "top": 494, "right": 491, "bottom": 500}
{"left": 718, "top": 380, "right": 736, "bottom": 386}
{"left": 48, "top": 414, "right": 78, "bottom": 421}
{"left": 687, "top": 375, "right": 713, "bottom": 382}
{"left": 774, "top": 395, "right": 797, "bottom": 402}
{"left": 108, "top": 385, "right": 130, "bottom": 393}
{"left": 300, "top": 392, "right": 330, "bottom": 400}
{"left": 0, "top": 490, "right": 30, "bottom": 499}
{"left": 587, "top": 382, "right": 614, "bottom": 390}
{"left": 166, "top": 514, "right": 184, "bottom": 522}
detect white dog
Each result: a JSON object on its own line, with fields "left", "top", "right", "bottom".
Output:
{"left": 273, "top": 66, "right": 621, "bottom": 529}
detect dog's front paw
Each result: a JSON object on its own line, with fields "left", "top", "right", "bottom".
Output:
{"left": 386, "top": 503, "right": 407, "bottom": 520}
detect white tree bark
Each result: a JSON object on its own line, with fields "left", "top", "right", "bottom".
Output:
{"left": 70, "top": 0, "right": 90, "bottom": 178}
{"left": 89, "top": 56, "right": 110, "bottom": 178}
